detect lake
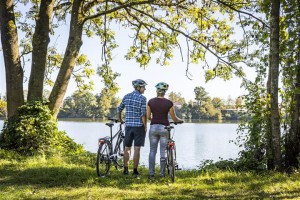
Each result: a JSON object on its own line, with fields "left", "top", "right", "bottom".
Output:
{"left": 0, "top": 120, "right": 241, "bottom": 169}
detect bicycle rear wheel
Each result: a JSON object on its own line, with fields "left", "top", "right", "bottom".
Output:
{"left": 96, "top": 141, "right": 111, "bottom": 176}
{"left": 167, "top": 147, "right": 175, "bottom": 182}
{"left": 114, "top": 134, "right": 125, "bottom": 168}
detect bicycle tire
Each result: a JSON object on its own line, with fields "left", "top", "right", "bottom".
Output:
{"left": 167, "top": 147, "right": 175, "bottom": 183}
{"left": 96, "top": 141, "right": 111, "bottom": 176}
{"left": 114, "top": 134, "right": 125, "bottom": 168}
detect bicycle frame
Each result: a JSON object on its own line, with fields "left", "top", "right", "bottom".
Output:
{"left": 98, "top": 123, "right": 123, "bottom": 152}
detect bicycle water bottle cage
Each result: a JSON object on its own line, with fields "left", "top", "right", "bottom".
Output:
{"left": 105, "top": 122, "right": 114, "bottom": 127}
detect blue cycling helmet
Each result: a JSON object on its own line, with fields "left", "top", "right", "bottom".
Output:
{"left": 132, "top": 79, "right": 147, "bottom": 88}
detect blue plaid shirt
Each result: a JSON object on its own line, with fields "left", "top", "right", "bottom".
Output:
{"left": 118, "top": 90, "right": 147, "bottom": 127}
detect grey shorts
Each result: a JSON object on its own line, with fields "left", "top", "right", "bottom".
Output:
{"left": 125, "top": 126, "right": 146, "bottom": 147}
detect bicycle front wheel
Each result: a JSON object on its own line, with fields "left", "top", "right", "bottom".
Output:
{"left": 114, "top": 134, "right": 125, "bottom": 168}
{"left": 167, "top": 147, "right": 175, "bottom": 183}
{"left": 96, "top": 141, "right": 111, "bottom": 176}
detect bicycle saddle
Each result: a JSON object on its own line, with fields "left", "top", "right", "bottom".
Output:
{"left": 105, "top": 122, "right": 114, "bottom": 127}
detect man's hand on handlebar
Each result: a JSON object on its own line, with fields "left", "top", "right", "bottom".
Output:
{"left": 107, "top": 117, "right": 124, "bottom": 124}
{"left": 118, "top": 118, "right": 125, "bottom": 124}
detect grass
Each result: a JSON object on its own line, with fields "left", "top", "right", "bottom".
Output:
{"left": 1, "top": 152, "right": 300, "bottom": 200}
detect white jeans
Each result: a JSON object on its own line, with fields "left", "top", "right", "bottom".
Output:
{"left": 148, "top": 124, "right": 168, "bottom": 176}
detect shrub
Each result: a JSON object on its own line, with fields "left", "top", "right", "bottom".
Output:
{"left": 0, "top": 101, "right": 84, "bottom": 155}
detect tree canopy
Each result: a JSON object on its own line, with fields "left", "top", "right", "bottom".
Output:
{"left": 1, "top": 0, "right": 251, "bottom": 118}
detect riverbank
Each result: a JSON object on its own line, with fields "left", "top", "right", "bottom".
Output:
{"left": 1, "top": 151, "right": 300, "bottom": 199}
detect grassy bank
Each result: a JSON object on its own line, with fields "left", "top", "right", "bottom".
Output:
{"left": 1, "top": 152, "right": 300, "bottom": 199}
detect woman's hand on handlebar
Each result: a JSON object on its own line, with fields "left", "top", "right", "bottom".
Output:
{"left": 170, "top": 120, "right": 183, "bottom": 125}
{"left": 174, "top": 120, "right": 183, "bottom": 124}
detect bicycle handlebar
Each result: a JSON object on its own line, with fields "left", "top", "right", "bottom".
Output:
{"left": 165, "top": 121, "right": 183, "bottom": 131}
{"left": 108, "top": 117, "right": 125, "bottom": 124}
{"left": 170, "top": 121, "right": 184, "bottom": 125}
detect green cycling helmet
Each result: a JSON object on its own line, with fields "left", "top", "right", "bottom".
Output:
{"left": 155, "top": 82, "right": 169, "bottom": 90}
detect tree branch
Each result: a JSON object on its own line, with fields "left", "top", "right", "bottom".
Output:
{"left": 213, "top": 0, "right": 269, "bottom": 28}
{"left": 130, "top": 7, "right": 246, "bottom": 79}
{"left": 83, "top": 0, "right": 155, "bottom": 23}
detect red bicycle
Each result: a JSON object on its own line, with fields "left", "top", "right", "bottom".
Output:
{"left": 164, "top": 121, "right": 183, "bottom": 182}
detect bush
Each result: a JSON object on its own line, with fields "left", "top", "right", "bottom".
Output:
{"left": 199, "top": 154, "right": 267, "bottom": 172}
{"left": 198, "top": 159, "right": 239, "bottom": 172}
{"left": 0, "top": 101, "right": 84, "bottom": 155}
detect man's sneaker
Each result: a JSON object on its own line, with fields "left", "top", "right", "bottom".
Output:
{"left": 123, "top": 167, "right": 129, "bottom": 175}
{"left": 132, "top": 171, "right": 140, "bottom": 179}
{"left": 132, "top": 171, "right": 139, "bottom": 176}
{"left": 148, "top": 175, "right": 155, "bottom": 180}
{"left": 159, "top": 174, "right": 165, "bottom": 178}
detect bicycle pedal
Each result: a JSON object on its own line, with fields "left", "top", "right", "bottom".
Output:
{"left": 175, "top": 165, "right": 182, "bottom": 170}
{"left": 109, "top": 155, "right": 115, "bottom": 160}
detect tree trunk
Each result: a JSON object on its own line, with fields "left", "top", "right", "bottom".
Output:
{"left": 266, "top": 73, "right": 274, "bottom": 169}
{"left": 285, "top": 0, "right": 300, "bottom": 170}
{"left": 27, "top": 0, "right": 55, "bottom": 101}
{"left": 268, "top": 0, "right": 281, "bottom": 170}
{"left": 48, "top": 0, "right": 84, "bottom": 118}
{"left": 0, "top": 0, "right": 24, "bottom": 118}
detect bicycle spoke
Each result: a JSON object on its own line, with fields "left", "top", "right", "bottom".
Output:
{"left": 167, "top": 147, "right": 175, "bottom": 183}
{"left": 113, "top": 134, "right": 124, "bottom": 168}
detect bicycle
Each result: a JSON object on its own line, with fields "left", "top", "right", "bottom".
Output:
{"left": 164, "top": 121, "right": 183, "bottom": 182}
{"left": 96, "top": 117, "right": 125, "bottom": 177}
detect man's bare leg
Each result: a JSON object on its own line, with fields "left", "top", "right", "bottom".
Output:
{"left": 124, "top": 147, "right": 131, "bottom": 174}
{"left": 133, "top": 146, "right": 141, "bottom": 173}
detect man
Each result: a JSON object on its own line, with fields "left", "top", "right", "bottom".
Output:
{"left": 118, "top": 79, "right": 147, "bottom": 177}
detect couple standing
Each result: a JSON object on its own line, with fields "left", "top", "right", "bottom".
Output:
{"left": 117, "top": 79, "right": 183, "bottom": 178}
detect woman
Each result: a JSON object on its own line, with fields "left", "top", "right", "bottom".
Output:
{"left": 147, "top": 82, "right": 183, "bottom": 179}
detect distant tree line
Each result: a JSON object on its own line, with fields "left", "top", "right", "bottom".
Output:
{"left": 0, "top": 87, "right": 244, "bottom": 120}
{"left": 56, "top": 86, "right": 244, "bottom": 120}
{"left": 58, "top": 88, "right": 121, "bottom": 119}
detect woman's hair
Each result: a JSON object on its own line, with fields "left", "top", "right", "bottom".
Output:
{"left": 157, "top": 89, "right": 166, "bottom": 97}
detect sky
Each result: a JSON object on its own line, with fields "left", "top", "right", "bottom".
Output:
{"left": 0, "top": 9, "right": 256, "bottom": 103}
